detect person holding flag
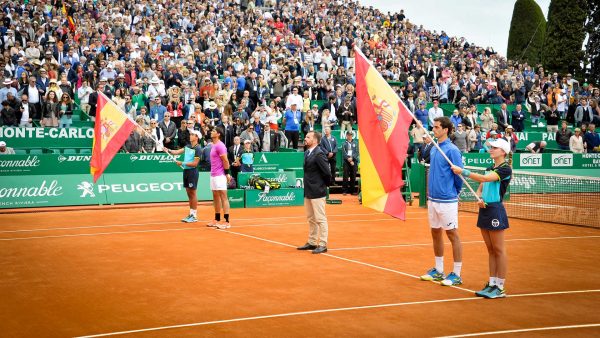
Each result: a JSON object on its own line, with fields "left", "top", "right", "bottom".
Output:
{"left": 165, "top": 127, "right": 203, "bottom": 223}
{"left": 420, "top": 116, "right": 464, "bottom": 287}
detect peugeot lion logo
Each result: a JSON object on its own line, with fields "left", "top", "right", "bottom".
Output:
{"left": 77, "top": 181, "right": 96, "bottom": 198}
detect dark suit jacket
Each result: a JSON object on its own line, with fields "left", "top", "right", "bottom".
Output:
{"left": 496, "top": 109, "right": 511, "bottom": 131}
{"left": 303, "top": 146, "right": 332, "bottom": 199}
{"left": 319, "top": 134, "right": 338, "bottom": 155}
{"left": 420, "top": 142, "right": 433, "bottom": 164}
{"left": 259, "top": 130, "right": 280, "bottom": 152}
{"left": 341, "top": 140, "right": 359, "bottom": 163}
{"left": 228, "top": 144, "right": 244, "bottom": 167}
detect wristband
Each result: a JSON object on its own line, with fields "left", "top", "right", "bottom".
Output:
{"left": 461, "top": 169, "right": 471, "bottom": 177}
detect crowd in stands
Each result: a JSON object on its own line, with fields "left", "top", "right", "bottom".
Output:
{"left": 0, "top": 0, "right": 598, "bottom": 154}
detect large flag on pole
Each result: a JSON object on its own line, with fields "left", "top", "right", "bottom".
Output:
{"left": 355, "top": 48, "right": 414, "bottom": 219}
{"left": 90, "top": 92, "right": 137, "bottom": 183}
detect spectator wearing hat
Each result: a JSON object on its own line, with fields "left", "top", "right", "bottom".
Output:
{"left": 240, "top": 139, "right": 255, "bottom": 173}
{"left": 0, "top": 78, "right": 17, "bottom": 103}
{"left": 415, "top": 101, "right": 429, "bottom": 130}
{"left": 428, "top": 100, "right": 443, "bottom": 131}
{"left": 283, "top": 102, "right": 301, "bottom": 149}
{"left": 0, "top": 141, "right": 15, "bottom": 155}
{"left": 501, "top": 125, "right": 518, "bottom": 153}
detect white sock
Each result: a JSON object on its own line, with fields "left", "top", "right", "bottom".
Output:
{"left": 453, "top": 262, "right": 462, "bottom": 276}
{"left": 190, "top": 209, "right": 197, "bottom": 217}
{"left": 489, "top": 277, "right": 497, "bottom": 286}
{"left": 435, "top": 256, "right": 444, "bottom": 273}
{"left": 496, "top": 278, "right": 505, "bottom": 290}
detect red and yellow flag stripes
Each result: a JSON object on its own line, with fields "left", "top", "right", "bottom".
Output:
{"left": 90, "top": 92, "right": 137, "bottom": 183}
{"left": 355, "top": 48, "right": 414, "bottom": 219}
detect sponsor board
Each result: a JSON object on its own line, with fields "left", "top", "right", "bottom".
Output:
{"left": 0, "top": 172, "right": 214, "bottom": 209}
{"left": 245, "top": 188, "right": 304, "bottom": 207}
{"left": 519, "top": 154, "right": 542, "bottom": 167}
{"left": 227, "top": 189, "right": 245, "bottom": 208}
{"left": 101, "top": 172, "right": 212, "bottom": 203}
{"left": 0, "top": 175, "right": 108, "bottom": 208}
{"left": 551, "top": 153, "right": 573, "bottom": 167}
{"left": 0, "top": 127, "right": 94, "bottom": 148}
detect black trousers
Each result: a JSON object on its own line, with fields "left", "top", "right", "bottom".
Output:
{"left": 328, "top": 157, "right": 337, "bottom": 185}
{"left": 342, "top": 160, "right": 357, "bottom": 194}
{"left": 285, "top": 130, "right": 299, "bottom": 149}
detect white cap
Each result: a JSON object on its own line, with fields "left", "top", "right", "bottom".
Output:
{"left": 189, "top": 129, "right": 202, "bottom": 138}
{"left": 488, "top": 138, "right": 511, "bottom": 155}
{"left": 0, "top": 141, "right": 6, "bottom": 147}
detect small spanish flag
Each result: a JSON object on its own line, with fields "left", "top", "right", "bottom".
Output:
{"left": 90, "top": 92, "right": 137, "bottom": 183}
{"left": 355, "top": 47, "right": 413, "bottom": 219}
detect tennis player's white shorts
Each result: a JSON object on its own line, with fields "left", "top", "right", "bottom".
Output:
{"left": 210, "top": 175, "right": 227, "bottom": 191}
{"left": 428, "top": 201, "right": 458, "bottom": 230}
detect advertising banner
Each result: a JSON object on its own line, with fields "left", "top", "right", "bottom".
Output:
{"left": 0, "top": 174, "right": 108, "bottom": 208}
{"left": 462, "top": 153, "right": 600, "bottom": 170}
{"left": 245, "top": 188, "right": 304, "bottom": 207}
{"left": 253, "top": 152, "right": 304, "bottom": 172}
{"left": 0, "top": 127, "right": 93, "bottom": 148}
{"left": 228, "top": 189, "right": 245, "bottom": 209}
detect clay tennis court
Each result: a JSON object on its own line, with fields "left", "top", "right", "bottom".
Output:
{"left": 1, "top": 196, "right": 599, "bottom": 337}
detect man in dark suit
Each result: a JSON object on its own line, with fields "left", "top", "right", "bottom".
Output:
{"left": 297, "top": 131, "right": 332, "bottom": 254}
{"left": 259, "top": 123, "right": 280, "bottom": 152}
{"left": 244, "top": 72, "right": 259, "bottom": 105}
{"left": 228, "top": 136, "right": 244, "bottom": 183}
{"left": 511, "top": 104, "right": 525, "bottom": 132}
{"left": 420, "top": 136, "right": 434, "bottom": 164}
{"left": 319, "top": 127, "right": 338, "bottom": 185}
{"left": 496, "top": 103, "right": 511, "bottom": 132}
{"left": 341, "top": 131, "right": 359, "bottom": 195}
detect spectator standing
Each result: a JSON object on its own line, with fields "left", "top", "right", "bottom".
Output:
{"left": 584, "top": 123, "right": 600, "bottom": 153}
{"left": 283, "top": 103, "right": 301, "bottom": 149}
{"left": 556, "top": 121, "right": 573, "bottom": 151}
{"left": 259, "top": 123, "right": 280, "bottom": 152}
{"left": 341, "top": 131, "right": 359, "bottom": 195}
{"left": 544, "top": 104, "right": 561, "bottom": 133}
{"left": 240, "top": 140, "right": 254, "bottom": 173}
{"left": 428, "top": 100, "right": 443, "bottom": 130}
{"left": 510, "top": 104, "right": 525, "bottom": 132}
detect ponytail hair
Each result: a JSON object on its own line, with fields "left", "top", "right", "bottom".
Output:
{"left": 507, "top": 151, "right": 513, "bottom": 167}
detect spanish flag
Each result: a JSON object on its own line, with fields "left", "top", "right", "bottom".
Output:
{"left": 355, "top": 48, "right": 413, "bottom": 219}
{"left": 90, "top": 92, "right": 137, "bottom": 183}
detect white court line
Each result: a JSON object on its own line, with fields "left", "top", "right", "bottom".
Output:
{"left": 221, "top": 230, "right": 476, "bottom": 293}
{"left": 437, "top": 323, "right": 600, "bottom": 338}
{"left": 0, "top": 217, "right": 428, "bottom": 241}
{"left": 329, "top": 235, "right": 600, "bottom": 251}
{"left": 75, "top": 289, "right": 600, "bottom": 338}
{"left": 0, "top": 212, "right": 384, "bottom": 234}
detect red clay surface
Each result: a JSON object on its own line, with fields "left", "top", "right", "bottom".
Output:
{"left": 1, "top": 195, "right": 599, "bottom": 337}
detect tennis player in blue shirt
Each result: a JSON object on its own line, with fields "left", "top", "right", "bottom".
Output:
{"left": 421, "top": 116, "right": 465, "bottom": 287}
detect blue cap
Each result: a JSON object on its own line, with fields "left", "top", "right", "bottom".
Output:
{"left": 224, "top": 77, "right": 233, "bottom": 84}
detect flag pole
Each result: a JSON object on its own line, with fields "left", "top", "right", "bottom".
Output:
{"left": 353, "top": 47, "right": 481, "bottom": 203}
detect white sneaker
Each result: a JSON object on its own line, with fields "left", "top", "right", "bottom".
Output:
{"left": 216, "top": 222, "right": 231, "bottom": 230}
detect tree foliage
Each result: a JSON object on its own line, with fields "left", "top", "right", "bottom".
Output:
{"left": 542, "top": 0, "right": 588, "bottom": 77}
{"left": 507, "top": 0, "right": 546, "bottom": 66}
{"left": 585, "top": 1, "right": 600, "bottom": 84}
